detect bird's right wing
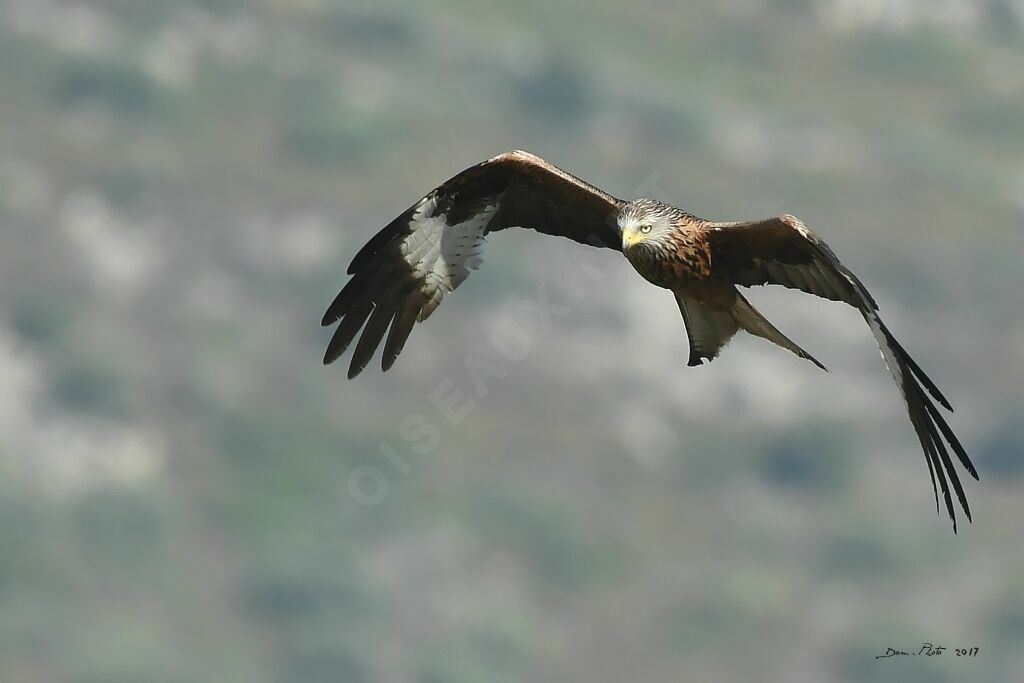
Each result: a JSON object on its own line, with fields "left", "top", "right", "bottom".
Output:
{"left": 322, "top": 151, "right": 625, "bottom": 378}
{"left": 704, "top": 214, "right": 979, "bottom": 531}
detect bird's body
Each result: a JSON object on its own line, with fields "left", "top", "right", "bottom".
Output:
{"left": 323, "top": 150, "right": 979, "bottom": 531}
{"left": 620, "top": 206, "right": 712, "bottom": 288}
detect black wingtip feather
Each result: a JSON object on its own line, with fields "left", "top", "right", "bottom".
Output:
{"left": 867, "top": 313, "right": 974, "bottom": 532}
{"left": 904, "top": 365, "right": 972, "bottom": 531}
{"left": 346, "top": 211, "right": 410, "bottom": 275}
{"left": 325, "top": 244, "right": 401, "bottom": 326}
{"left": 323, "top": 299, "right": 374, "bottom": 366}
{"left": 881, "top": 324, "right": 953, "bottom": 412}
{"left": 381, "top": 294, "right": 423, "bottom": 372}
{"left": 322, "top": 283, "right": 353, "bottom": 327}
{"left": 323, "top": 260, "right": 398, "bottom": 363}
{"left": 921, "top": 433, "right": 941, "bottom": 516}
{"left": 322, "top": 268, "right": 372, "bottom": 327}
{"left": 802, "top": 352, "right": 828, "bottom": 372}
{"left": 923, "top": 398, "right": 980, "bottom": 481}
{"left": 925, "top": 399, "right": 971, "bottom": 524}
{"left": 347, "top": 286, "right": 402, "bottom": 379}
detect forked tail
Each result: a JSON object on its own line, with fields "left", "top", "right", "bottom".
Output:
{"left": 674, "top": 288, "right": 826, "bottom": 370}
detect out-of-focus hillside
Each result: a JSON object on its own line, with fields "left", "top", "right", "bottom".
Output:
{"left": 1, "top": 1, "right": 1022, "bottom": 681}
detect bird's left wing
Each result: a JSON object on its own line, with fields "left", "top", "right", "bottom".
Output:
{"left": 704, "top": 214, "right": 979, "bottom": 531}
{"left": 322, "top": 151, "right": 625, "bottom": 378}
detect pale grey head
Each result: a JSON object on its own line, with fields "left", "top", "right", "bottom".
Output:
{"left": 617, "top": 198, "right": 684, "bottom": 251}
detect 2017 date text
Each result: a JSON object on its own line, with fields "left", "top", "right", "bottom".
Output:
{"left": 876, "top": 644, "right": 980, "bottom": 659}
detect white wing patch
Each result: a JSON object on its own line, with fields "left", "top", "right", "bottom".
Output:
{"left": 400, "top": 194, "right": 498, "bottom": 322}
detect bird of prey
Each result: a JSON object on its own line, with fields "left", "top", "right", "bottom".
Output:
{"left": 322, "top": 150, "right": 978, "bottom": 530}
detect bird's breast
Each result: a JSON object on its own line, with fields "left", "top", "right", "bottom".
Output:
{"left": 625, "top": 233, "right": 712, "bottom": 289}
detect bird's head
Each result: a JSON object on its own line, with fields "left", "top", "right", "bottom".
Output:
{"left": 617, "top": 198, "right": 676, "bottom": 250}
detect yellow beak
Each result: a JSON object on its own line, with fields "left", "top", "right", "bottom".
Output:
{"left": 621, "top": 230, "right": 638, "bottom": 249}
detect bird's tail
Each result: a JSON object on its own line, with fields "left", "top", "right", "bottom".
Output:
{"left": 675, "top": 288, "right": 826, "bottom": 370}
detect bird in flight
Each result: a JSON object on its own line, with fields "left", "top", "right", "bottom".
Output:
{"left": 322, "top": 150, "right": 978, "bottom": 530}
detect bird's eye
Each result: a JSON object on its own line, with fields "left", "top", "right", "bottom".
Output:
{"left": 639, "top": 224, "right": 652, "bottom": 234}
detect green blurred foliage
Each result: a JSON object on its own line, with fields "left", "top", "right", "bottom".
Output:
{"left": 758, "top": 424, "right": 852, "bottom": 493}
{"left": 0, "top": 1, "right": 1021, "bottom": 682}
{"left": 56, "top": 57, "right": 162, "bottom": 116}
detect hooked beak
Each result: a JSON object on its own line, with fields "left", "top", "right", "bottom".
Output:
{"left": 621, "top": 230, "right": 638, "bottom": 250}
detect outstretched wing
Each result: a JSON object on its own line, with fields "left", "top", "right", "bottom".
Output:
{"left": 705, "top": 214, "right": 979, "bottom": 531}
{"left": 322, "top": 150, "right": 624, "bottom": 378}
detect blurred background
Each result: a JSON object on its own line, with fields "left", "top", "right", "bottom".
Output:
{"left": 1, "top": 0, "right": 1023, "bottom": 681}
